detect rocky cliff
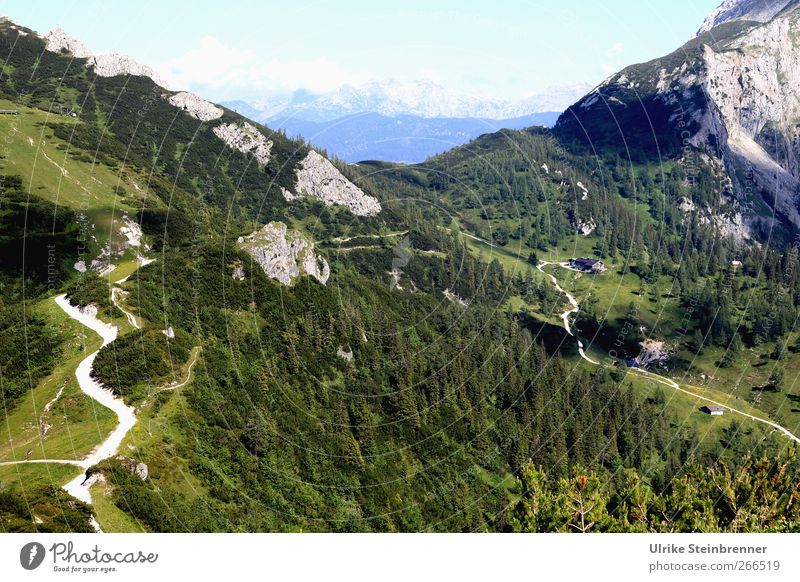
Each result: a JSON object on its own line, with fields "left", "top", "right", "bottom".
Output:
{"left": 44, "top": 28, "right": 169, "bottom": 88}
{"left": 212, "top": 121, "right": 273, "bottom": 165}
{"left": 696, "top": 0, "right": 793, "bottom": 35}
{"left": 167, "top": 92, "right": 223, "bottom": 121}
{"left": 557, "top": 0, "right": 800, "bottom": 237}
{"left": 282, "top": 150, "right": 381, "bottom": 216}
{"left": 238, "top": 222, "right": 329, "bottom": 286}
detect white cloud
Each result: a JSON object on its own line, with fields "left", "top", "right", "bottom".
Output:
{"left": 155, "top": 36, "right": 369, "bottom": 98}
{"left": 599, "top": 43, "right": 627, "bottom": 76}
{"left": 606, "top": 42, "right": 625, "bottom": 57}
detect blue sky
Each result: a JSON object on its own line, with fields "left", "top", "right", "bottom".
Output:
{"left": 4, "top": 0, "right": 720, "bottom": 101}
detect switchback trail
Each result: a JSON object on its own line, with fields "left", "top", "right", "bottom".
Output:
{"left": 537, "top": 261, "right": 800, "bottom": 445}
{"left": 0, "top": 256, "right": 192, "bottom": 518}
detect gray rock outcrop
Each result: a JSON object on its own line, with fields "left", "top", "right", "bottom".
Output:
{"left": 696, "top": 0, "right": 792, "bottom": 35}
{"left": 116, "top": 456, "right": 148, "bottom": 480}
{"left": 45, "top": 28, "right": 92, "bottom": 58}
{"left": 89, "top": 53, "right": 169, "bottom": 87}
{"left": 282, "top": 150, "right": 381, "bottom": 216}
{"left": 239, "top": 222, "right": 329, "bottom": 286}
{"left": 167, "top": 92, "right": 223, "bottom": 121}
{"left": 212, "top": 122, "right": 272, "bottom": 166}
{"left": 44, "top": 28, "right": 169, "bottom": 88}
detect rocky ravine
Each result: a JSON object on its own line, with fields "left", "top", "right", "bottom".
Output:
{"left": 239, "top": 221, "right": 330, "bottom": 286}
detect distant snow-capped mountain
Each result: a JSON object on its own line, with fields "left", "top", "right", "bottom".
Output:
{"left": 223, "top": 80, "right": 591, "bottom": 163}
{"left": 228, "top": 79, "right": 592, "bottom": 124}
{"left": 265, "top": 111, "right": 561, "bottom": 164}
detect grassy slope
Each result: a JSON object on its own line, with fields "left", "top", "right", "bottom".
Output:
{"left": 544, "top": 260, "right": 800, "bottom": 436}
{"left": 0, "top": 297, "right": 115, "bottom": 463}
{"left": 0, "top": 98, "right": 149, "bottom": 253}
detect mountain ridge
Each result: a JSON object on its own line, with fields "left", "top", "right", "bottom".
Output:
{"left": 233, "top": 79, "right": 592, "bottom": 123}
{"left": 555, "top": 0, "right": 800, "bottom": 241}
{"left": 696, "top": 0, "right": 795, "bottom": 35}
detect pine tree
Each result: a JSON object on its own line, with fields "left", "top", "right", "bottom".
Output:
{"left": 768, "top": 367, "right": 785, "bottom": 392}
{"left": 553, "top": 469, "right": 609, "bottom": 533}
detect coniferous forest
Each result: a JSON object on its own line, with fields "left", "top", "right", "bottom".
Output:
{"left": 2, "top": 7, "right": 800, "bottom": 537}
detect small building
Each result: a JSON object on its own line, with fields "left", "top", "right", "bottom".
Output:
{"left": 568, "top": 257, "right": 607, "bottom": 274}
{"left": 701, "top": 405, "right": 724, "bottom": 416}
{"left": 0, "top": 109, "right": 19, "bottom": 115}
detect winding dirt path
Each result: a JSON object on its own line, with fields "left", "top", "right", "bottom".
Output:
{"left": 111, "top": 287, "right": 139, "bottom": 329}
{"left": 53, "top": 294, "right": 137, "bottom": 504}
{"left": 538, "top": 261, "right": 800, "bottom": 445}
{"left": 0, "top": 259, "right": 154, "bottom": 506}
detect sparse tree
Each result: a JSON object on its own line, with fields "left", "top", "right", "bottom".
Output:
{"left": 768, "top": 367, "right": 785, "bottom": 392}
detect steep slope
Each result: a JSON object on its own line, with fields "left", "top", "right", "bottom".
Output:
{"left": 556, "top": 0, "right": 800, "bottom": 240}
{"left": 697, "top": 0, "right": 793, "bottom": 34}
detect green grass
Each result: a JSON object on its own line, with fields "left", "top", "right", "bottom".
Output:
{"left": 540, "top": 261, "right": 800, "bottom": 437}
{"left": 112, "top": 346, "right": 206, "bottom": 505}
{"left": 450, "top": 223, "right": 797, "bottom": 449}
{"left": 0, "top": 98, "right": 147, "bottom": 252}
{"left": 0, "top": 297, "right": 116, "bottom": 463}
{"left": 89, "top": 479, "right": 148, "bottom": 533}
{"left": 0, "top": 462, "right": 80, "bottom": 491}
{"left": 106, "top": 258, "right": 145, "bottom": 284}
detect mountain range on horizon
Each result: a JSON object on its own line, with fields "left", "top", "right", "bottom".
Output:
{"left": 223, "top": 80, "right": 592, "bottom": 163}
{"left": 226, "top": 79, "right": 593, "bottom": 122}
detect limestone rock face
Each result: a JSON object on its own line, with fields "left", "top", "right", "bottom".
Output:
{"left": 560, "top": 0, "right": 800, "bottom": 236}
{"left": 116, "top": 456, "right": 148, "bottom": 480}
{"left": 232, "top": 263, "right": 246, "bottom": 281}
{"left": 45, "top": 28, "right": 92, "bottom": 58}
{"left": 167, "top": 92, "right": 223, "bottom": 121}
{"left": 119, "top": 216, "right": 144, "bottom": 249}
{"left": 697, "top": 12, "right": 800, "bottom": 229}
{"left": 677, "top": 197, "right": 696, "bottom": 213}
{"left": 212, "top": 122, "right": 272, "bottom": 166}
{"left": 43, "top": 27, "right": 169, "bottom": 88}
{"left": 282, "top": 150, "right": 381, "bottom": 216}
{"left": 576, "top": 218, "right": 596, "bottom": 236}
{"left": 696, "top": 0, "right": 792, "bottom": 35}
{"left": 336, "top": 346, "right": 354, "bottom": 362}
{"left": 89, "top": 53, "right": 169, "bottom": 87}
{"left": 239, "top": 222, "right": 329, "bottom": 286}
{"left": 443, "top": 288, "right": 469, "bottom": 307}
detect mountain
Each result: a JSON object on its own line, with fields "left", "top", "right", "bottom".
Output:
{"left": 556, "top": 0, "right": 800, "bottom": 242}
{"left": 3, "top": 7, "right": 800, "bottom": 536}
{"left": 224, "top": 80, "right": 589, "bottom": 162}
{"left": 696, "top": 0, "right": 794, "bottom": 34}
{"left": 1, "top": 17, "right": 673, "bottom": 533}
{"left": 265, "top": 111, "right": 560, "bottom": 163}
{"left": 239, "top": 79, "right": 592, "bottom": 123}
